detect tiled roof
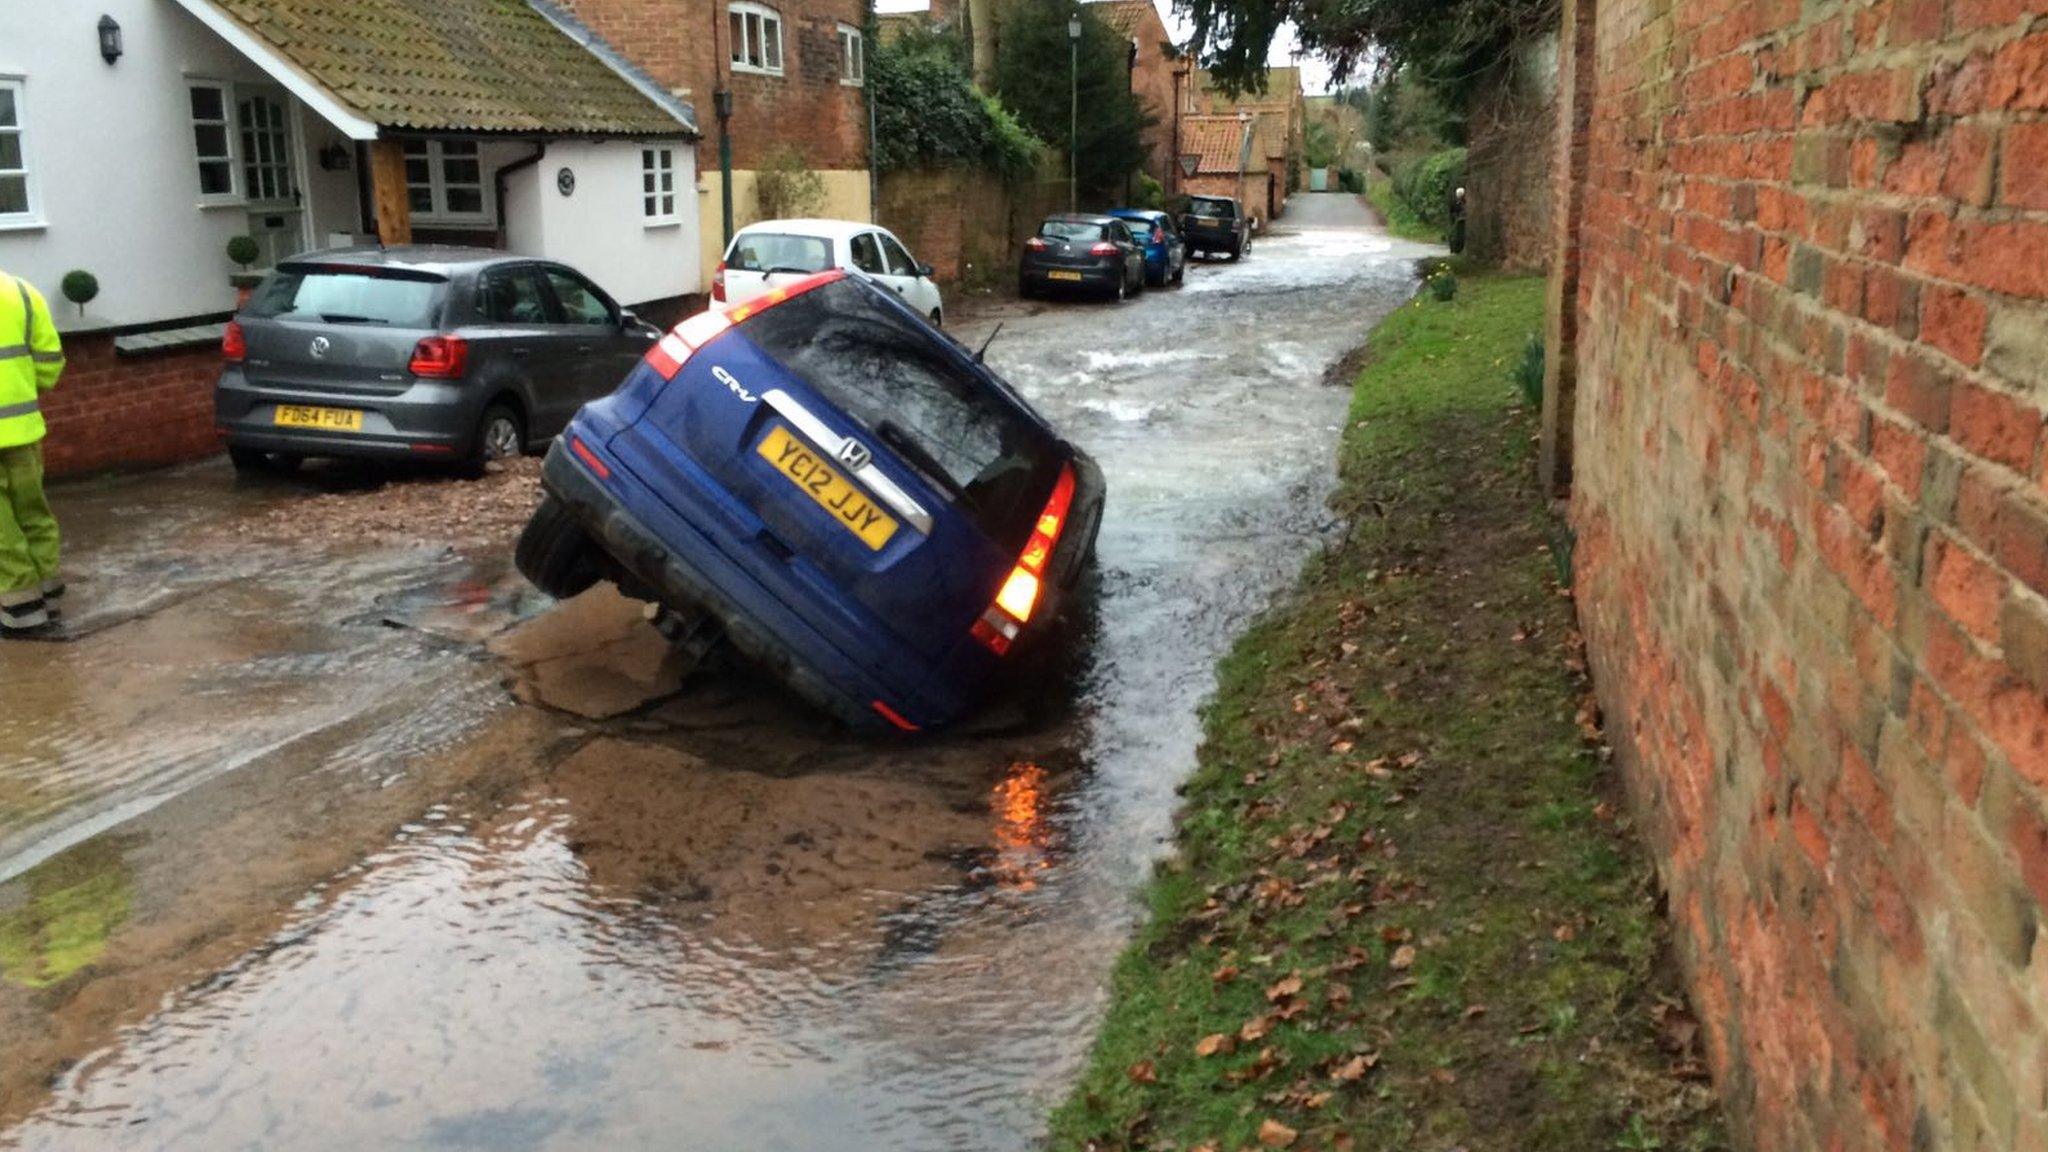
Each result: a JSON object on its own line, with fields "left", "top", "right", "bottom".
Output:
{"left": 1196, "top": 66, "right": 1302, "bottom": 110}
{"left": 206, "top": 0, "right": 693, "bottom": 136}
{"left": 1087, "top": 0, "right": 1159, "bottom": 37}
{"left": 1182, "top": 115, "right": 1257, "bottom": 174}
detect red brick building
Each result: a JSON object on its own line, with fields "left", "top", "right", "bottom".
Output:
{"left": 1545, "top": 0, "right": 2048, "bottom": 1147}
{"left": 1177, "top": 113, "right": 1258, "bottom": 220}
{"left": 1085, "top": 0, "right": 1182, "bottom": 194}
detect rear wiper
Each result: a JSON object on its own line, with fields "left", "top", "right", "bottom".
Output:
{"left": 318, "top": 312, "right": 387, "bottom": 325}
{"left": 764, "top": 265, "right": 820, "bottom": 276}
{"left": 875, "top": 421, "right": 964, "bottom": 499}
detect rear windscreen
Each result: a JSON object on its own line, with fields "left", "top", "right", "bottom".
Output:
{"left": 245, "top": 266, "right": 445, "bottom": 327}
{"left": 1189, "top": 197, "right": 1236, "bottom": 218}
{"left": 738, "top": 279, "right": 1059, "bottom": 549}
{"left": 727, "top": 233, "right": 834, "bottom": 274}
{"left": 1039, "top": 220, "right": 1106, "bottom": 243}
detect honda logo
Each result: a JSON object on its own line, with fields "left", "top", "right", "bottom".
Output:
{"left": 836, "top": 439, "right": 872, "bottom": 470}
{"left": 309, "top": 336, "right": 330, "bottom": 359}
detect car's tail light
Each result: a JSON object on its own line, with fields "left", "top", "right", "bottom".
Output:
{"left": 1089, "top": 242, "right": 1120, "bottom": 256}
{"left": 1153, "top": 227, "right": 1165, "bottom": 243}
{"left": 221, "top": 320, "right": 246, "bottom": 362}
{"left": 409, "top": 335, "right": 469, "bottom": 379}
{"left": 725, "top": 268, "right": 843, "bottom": 323}
{"left": 712, "top": 260, "right": 727, "bottom": 303}
{"left": 643, "top": 308, "right": 734, "bottom": 380}
{"left": 970, "top": 463, "right": 1078, "bottom": 655}
{"left": 1025, "top": 237, "right": 1049, "bottom": 251}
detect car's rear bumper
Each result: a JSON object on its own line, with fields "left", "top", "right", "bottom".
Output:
{"left": 1021, "top": 262, "right": 1122, "bottom": 291}
{"left": 540, "top": 438, "right": 944, "bottom": 732}
{"left": 1183, "top": 227, "right": 1239, "bottom": 250}
{"left": 214, "top": 367, "right": 481, "bottom": 459}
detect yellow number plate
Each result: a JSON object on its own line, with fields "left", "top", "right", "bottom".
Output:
{"left": 273, "top": 405, "right": 363, "bottom": 431}
{"left": 1048, "top": 270, "right": 1084, "bottom": 282}
{"left": 756, "top": 425, "right": 899, "bottom": 551}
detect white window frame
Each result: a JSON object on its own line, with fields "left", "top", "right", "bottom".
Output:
{"left": 729, "top": 3, "right": 785, "bottom": 75}
{"left": 0, "top": 76, "right": 40, "bottom": 229}
{"left": 236, "top": 88, "right": 298, "bottom": 208}
{"left": 402, "top": 139, "right": 494, "bottom": 226}
{"left": 838, "top": 25, "right": 864, "bottom": 86}
{"left": 187, "top": 79, "right": 240, "bottom": 206}
{"left": 641, "top": 147, "right": 679, "bottom": 227}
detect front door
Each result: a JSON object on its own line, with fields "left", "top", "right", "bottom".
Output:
{"left": 238, "top": 91, "right": 303, "bottom": 267}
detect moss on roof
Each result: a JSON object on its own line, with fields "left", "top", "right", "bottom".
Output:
{"left": 213, "top": 0, "right": 690, "bottom": 136}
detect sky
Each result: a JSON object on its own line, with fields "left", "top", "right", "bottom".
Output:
{"left": 871, "top": 0, "right": 1336, "bottom": 94}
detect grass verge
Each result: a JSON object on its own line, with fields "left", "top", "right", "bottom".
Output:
{"left": 1047, "top": 273, "right": 1728, "bottom": 1152}
{"left": 1361, "top": 173, "right": 1440, "bottom": 245}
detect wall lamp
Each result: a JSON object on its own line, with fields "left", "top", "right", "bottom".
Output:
{"left": 98, "top": 15, "right": 123, "bottom": 64}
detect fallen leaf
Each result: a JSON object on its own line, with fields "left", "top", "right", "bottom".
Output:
{"left": 1257, "top": 1118, "right": 1299, "bottom": 1148}
{"left": 1240, "top": 1014, "right": 1275, "bottom": 1042}
{"left": 1463, "top": 1003, "right": 1488, "bottom": 1021}
{"left": 1127, "top": 1059, "right": 1157, "bottom": 1084}
{"left": 1429, "top": 1067, "right": 1458, "bottom": 1085}
{"left": 1195, "top": 1033, "right": 1234, "bottom": 1058}
{"left": 1390, "top": 945, "right": 1417, "bottom": 970}
{"left": 1331, "top": 1052, "right": 1378, "bottom": 1082}
{"left": 1265, "top": 974, "right": 1303, "bottom": 1002}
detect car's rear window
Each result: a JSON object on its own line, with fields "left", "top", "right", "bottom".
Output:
{"left": 738, "top": 279, "right": 1059, "bottom": 548}
{"left": 245, "top": 265, "right": 445, "bottom": 327}
{"left": 1189, "top": 197, "right": 1236, "bottom": 218}
{"left": 1120, "top": 217, "right": 1160, "bottom": 237}
{"left": 727, "top": 233, "right": 833, "bottom": 275}
{"left": 1040, "top": 220, "right": 1106, "bottom": 243}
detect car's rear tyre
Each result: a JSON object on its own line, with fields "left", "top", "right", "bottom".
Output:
{"left": 515, "top": 495, "right": 600, "bottom": 600}
{"left": 227, "top": 446, "right": 303, "bottom": 475}
{"left": 1017, "top": 276, "right": 1034, "bottom": 301}
{"left": 1112, "top": 276, "right": 1127, "bottom": 303}
{"left": 929, "top": 308, "right": 943, "bottom": 327}
{"left": 469, "top": 403, "right": 524, "bottom": 471}
{"left": 1172, "top": 260, "right": 1186, "bottom": 284}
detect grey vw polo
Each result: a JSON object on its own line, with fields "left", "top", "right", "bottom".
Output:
{"left": 215, "top": 246, "right": 659, "bottom": 472}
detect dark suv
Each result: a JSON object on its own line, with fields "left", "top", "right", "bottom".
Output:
{"left": 517, "top": 270, "right": 1106, "bottom": 732}
{"left": 1179, "top": 195, "right": 1252, "bottom": 261}
{"left": 216, "top": 247, "right": 658, "bottom": 472}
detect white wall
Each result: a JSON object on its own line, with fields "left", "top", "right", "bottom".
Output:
{"left": 0, "top": 0, "right": 358, "bottom": 330}
{"left": 503, "top": 139, "right": 700, "bottom": 306}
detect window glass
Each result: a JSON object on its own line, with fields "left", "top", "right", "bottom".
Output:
{"left": 849, "top": 233, "right": 886, "bottom": 274}
{"left": 731, "top": 7, "right": 784, "bottom": 72}
{"left": 727, "top": 233, "right": 834, "bottom": 274}
{"left": 1039, "top": 220, "right": 1106, "bottom": 243}
{"left": 478, "top": 268, "right": 552, "bottom": 325}
{"left": 237, "top": 93, "right": 294, "bottom": 203}
{"left": 641, "top": 148, "right": 677, "bottom": 220}
{"left": 737, "top": 279, "right": 1058, "bottom": 547}
{"left": 246, "top": 267, "right": 446, "bottom": 327}
{"left": 1189, "top": 196, "right": 1236, "bottom": 218}
{"left": 0, "top": 83, "right": 30, "bottom": 217}
{"left": 403, "top": 140, "right": 434, "bottom": 212}
{"left": 189, "top": 85, "right": 234, "bottom": 197}
{"left": 839, "top": 26, "right": 864, "bottom": 84}
{"left": 879, "top": 235, "right": 916, "bottom": 276}
{"left": 543, "top": 268, "right": 613, "bottom": 326}
{"left": 440, "top": 140, "right": 483, "bottom": 215}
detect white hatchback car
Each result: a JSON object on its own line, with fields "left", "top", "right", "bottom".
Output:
{"left": 714, "top": 219, "right": 946, "bottom": 325}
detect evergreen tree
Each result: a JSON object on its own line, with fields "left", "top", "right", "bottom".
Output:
{"left": 992, "top": 0, "right": 1153, "bottom": 203}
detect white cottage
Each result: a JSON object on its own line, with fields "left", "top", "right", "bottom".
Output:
{"left": 0, "top": 0, "right": 702, "bottom": 474}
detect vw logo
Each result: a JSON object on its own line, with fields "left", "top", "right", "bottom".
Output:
{"left": 308, "top": 336, "right": 330, "bottom": 359}
{"left": 836, "top": 439, "right": 872, "bottom": 470}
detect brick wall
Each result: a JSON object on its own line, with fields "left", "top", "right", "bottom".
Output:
{"left": 1465, "top": 32, "right": 1560, "bottom": 272}
{"left": 560, "top": 0, "right": 870, "bottom": 174}
{"left": 878, "top": 166, "right": 1067, "bottom": 288}
{"left": 42, "top": 335, "right": 221, "bottom": 477}
{"left": 1556, "top": 0, "right": 2048, "bottom": 1148}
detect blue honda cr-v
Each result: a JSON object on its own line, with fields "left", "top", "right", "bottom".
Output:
{"left": 515, "top": 270, "right": 1105, "bottom": 732}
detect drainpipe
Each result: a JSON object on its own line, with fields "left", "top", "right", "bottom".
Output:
{"left": 716, "top": 90, "right": 736, "bottom": 244}
{"left": 494, "top": 143, "right": 547, "bottom": 248}
{"left": 1125, "top": 36, "right": 1137, "bottom": 206}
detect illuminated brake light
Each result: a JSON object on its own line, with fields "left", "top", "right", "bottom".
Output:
{"left": 971, "top": 463, "right": 1078, "bottom": 655}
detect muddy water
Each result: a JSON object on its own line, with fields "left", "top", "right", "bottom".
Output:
{"left": 2, "top": 197, "right": 1436, "bottom": 1151}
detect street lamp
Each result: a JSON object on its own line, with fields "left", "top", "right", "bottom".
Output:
{"left": 1068, "top": 13, "right": 1081, "bottom": 212}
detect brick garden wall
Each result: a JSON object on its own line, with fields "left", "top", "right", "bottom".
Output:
{"left": 1465, "top": 33, "right": 1560, "bottom": 272}
{"left": 1558, "top": 0, "right": 2048, "bottom": 1147}
{"left": 42, "top": 335, "right": 220, "bottom": 477}
{"left": 877, "top": 165, "right": 1068, "bottom": 289}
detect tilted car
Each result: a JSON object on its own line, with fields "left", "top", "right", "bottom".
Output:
{"left": 1018, "top": 214, "right": 1149, "bottom": 301}
{"left": 1108, "top": 208, "right": 1187, "bottom": 287}
{"left": 216, "top": 247, "right": 658, "bottom": 472}
{"left": 716, "top": 218, "right": 946, "bottom": 326}
{"left": 515, "top": 270, "right": 1106, "bottom": 732}
{"left": 1179, "top": 195, "right": 1252, "bottom": 261}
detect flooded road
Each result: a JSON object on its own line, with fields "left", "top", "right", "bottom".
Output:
{"left": 0, "top": 195, "right": 1436, "bottom": 1150}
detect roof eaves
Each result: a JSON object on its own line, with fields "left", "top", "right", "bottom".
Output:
{"left": 168, "top": 0, "right": 380, "bottom": 140}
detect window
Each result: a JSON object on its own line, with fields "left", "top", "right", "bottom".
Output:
{"left": 403, "top": 140, "right": 489, "bottom": 224}
{"left": 838, "top": 25, "right": 864, "bottom": 85}
{"left": 542, "top": 268, "right": 614, "bottom": 326}
{"left": 188, "top": 83, "right": 236, "bottom": 199}
{"left": 237, "top": 92, "right": 295, "bottom": 204}
{"left": 641, "top": 148, "right": 677, "bottom": 223}
{"left": 729, "top": 4, "right": 783, "bottom": 74}
{"left": 726, "top": 232, "right": 832, "bottom": 274}
{"left": 478, "top": 267, "right": 553, "bottom": 325}
{"left": 879, "top": 234, "right": 917, "bottom": 276}
{"left": 0, "top": 80, "right": 33, "bottom": 222}
{"left": 245, "top": 264, "right": 448, "bottom": 328}
{"left": 849, "top": 233, "right": 885, "bottom": 274}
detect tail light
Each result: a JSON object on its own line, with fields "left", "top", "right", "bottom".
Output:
{"left": 712, "top": 260, "right": 727, "bottom": 303}
{"left": 1089, "top": 242, "right": 1120, "bottom": 256}
{"left": 1025, "top": 237, "right": 1049, "bottom": 251}
{"left": 408, "top": 334, "right": 469, "bottom": 379}
{"left": 644, "top": 270, "right": 845, "bottom": 381}
{"left": 221, "top": 320, "right": 246, "bottom": 362}
{"left": 970, "top": 463, "right": 1078, "bottom": 655}
{"left": 1151, "top": 227, "right": 1164, "bottom": 243}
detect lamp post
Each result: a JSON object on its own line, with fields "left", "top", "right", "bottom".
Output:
{"left": 1067, "top": 13, "right": 1081, "bottom": 213}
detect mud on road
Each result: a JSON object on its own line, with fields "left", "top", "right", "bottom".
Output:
{"left": 0, "top": 195, "right": 1438, "bottom": 1151}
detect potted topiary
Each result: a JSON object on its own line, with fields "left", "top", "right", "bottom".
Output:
{"left": 226, "top": 234, "right": 263, "bottom": 306}
{"left": 60, "top": 270, "right": 99, "bottom": 318}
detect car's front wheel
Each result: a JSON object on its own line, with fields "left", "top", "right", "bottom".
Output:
{"left": 515, "top": 495, "right": 600, "bottom": 599}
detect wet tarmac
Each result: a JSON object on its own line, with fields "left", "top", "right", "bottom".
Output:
{"left": 0, "top": 194, "right": 1437, "bottom": 1150}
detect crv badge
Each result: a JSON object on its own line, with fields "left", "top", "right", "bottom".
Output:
{"left": 712, "top": 365, "right": 756, "bottom": 403}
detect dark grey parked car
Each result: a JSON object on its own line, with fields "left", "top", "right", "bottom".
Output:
{"left": 216, "top": 246, "right": 659, "bottom": 472}
{"left": 1018, "top": 214, "right": 1148, "bottom": 301}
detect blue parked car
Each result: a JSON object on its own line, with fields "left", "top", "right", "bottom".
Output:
{"left": 1108, "top": 208, "right": 1187, "bottom": 288}
{"left": 514, "top": 270, "right": 1106, "bottom": 732}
